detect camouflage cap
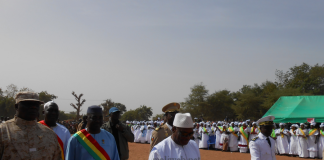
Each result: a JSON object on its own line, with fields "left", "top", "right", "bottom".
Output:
{"left": 15, "top": 91, "right": 44, "bottom": 104}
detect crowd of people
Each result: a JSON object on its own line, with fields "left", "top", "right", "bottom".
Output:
{"left": 188, "top": 119, "right": 324, "bottom": 159}
{"left": 1, "top": 91, "right": 324, "bottom": 160}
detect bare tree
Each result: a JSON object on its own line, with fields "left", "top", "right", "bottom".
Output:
{"left": 70, "top": 91, "right": 86, "bottom": 120}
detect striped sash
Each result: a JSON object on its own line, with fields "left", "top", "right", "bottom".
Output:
{"left": 74, "top": 129, "right": 111, "bottom": 160}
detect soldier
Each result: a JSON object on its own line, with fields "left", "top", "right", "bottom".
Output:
{"left": 249, "top": 116, "right": 276, "bottom": 160}
{"left": 0, "top": 92, "right": 61, "bottom": 160}
{"left": 149, "top": 102, "right": 180, "bottom": 151}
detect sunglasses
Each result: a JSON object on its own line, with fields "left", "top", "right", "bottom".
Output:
{"left": 178, "top": 130, "right": 194, "bottom": 138}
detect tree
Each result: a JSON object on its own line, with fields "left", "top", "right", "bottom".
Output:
{"left": 206, "top": 90, "right": 235, "bottom": 121}
{"left": 135, "top": 105, "right": 153, "bottom": 121}
{"left": 101, "top": 99, "right": 115, "bottom": 121}
{"left": 39, "top": 91, "right": 58, "bottom": 103}
{"left": 70, "top": 91, "right": 86, "bottom": 120}
{"left": 120, "top": 109, "right": 139, "bottom": 122}
{"left": 152, "top": 113, "right": 165, "bottom": 121}
{"left": 181, "top": 83, "right": 209, "bottom": 119}
{"left": 4, "top": 84, "right": 18, "bottom": 98}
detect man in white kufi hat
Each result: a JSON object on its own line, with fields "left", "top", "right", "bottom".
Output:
{"left": 249, "top": 115, "right": 276, "bottom": 160}
{"left": 307, "top": 122, "right": 319, "bottom": 158}
{"left": 148, "top": 113, "right": 200, "bottom": 160}
{"left": 275, "top": 123, "right": 289, "bottom": 155}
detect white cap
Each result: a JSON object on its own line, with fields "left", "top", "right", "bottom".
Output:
{"left": 256, "top": 115, "right": 275, "bottom": 126}
{"left": 279, "top": 123, "right": 285, "bottom": 126}
{"left": 173, "top": 113, "right": 193, "bottom": 128}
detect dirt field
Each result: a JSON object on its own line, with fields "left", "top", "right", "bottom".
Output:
{"left": 128, "top": 142, "right": 302, "bottom": 160}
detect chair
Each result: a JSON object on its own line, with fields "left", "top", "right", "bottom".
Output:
{"left": 207, "top": 135, "right": 216, "bottom": 150}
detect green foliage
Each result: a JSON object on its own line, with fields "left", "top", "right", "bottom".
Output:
{"left": 39, "top": 91, "right": 58, "bottom": 103}
{"left": 120, "top": 105, "right": 153, "bottom": 122}
{"left": 152, "top": 113, "right": 165, "bottom": 121}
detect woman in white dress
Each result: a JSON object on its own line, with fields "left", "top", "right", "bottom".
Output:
{"left": 297, "top": 123, "right": 309, "bottom": 158}
{"left": 134, "top": 122, "right": 141, "bottom": 142}
{"left": 193, "top": 123, "right": 200, "bottom": 146}
{"left": 138, "top": 122, "right": 147, "bottom": 143}
{"left": 146, "top": 122, "right": 154, "bottom": 144}
{"left": 228, "top": 122, "right": 239, "bottom": 152}
{"left": 220, "top": 124, "right": 229, "bottom": 151}
{"left": 238, "top": 122, "right": 250, "bottom": 153}
{"left": 289, "top": 124, "right": 299, "bottom": 156}
{"left": 308, "top": 122, "right": 319, "bottom": 158}
{"left": 318, "top": 124, "right": 324, "bottom": 159}
{"left": 199, "top": 123, "right": 208, "bottom": 148}
{"left": 275, "top": 123, "right": 289, "bottom": 155}
{"left": 249, "top": 122, "right": 259, "bottom": 141}
{"left": 215, "top": 122, "right": 223, "bottom": 150}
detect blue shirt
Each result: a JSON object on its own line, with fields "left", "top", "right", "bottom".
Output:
{"left": 65, "top": 129, "right": 120, "bottom": 160}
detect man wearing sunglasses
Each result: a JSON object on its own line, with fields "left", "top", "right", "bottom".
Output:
{"left": 150, "top": 102, "right": 180, "bottom": 151}
{"left": 149, "top": 113, "right": 201, "bottom": 160}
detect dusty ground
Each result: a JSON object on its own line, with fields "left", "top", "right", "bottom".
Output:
{"left": 128, "top": 142, "right": 304, "bottom": 160}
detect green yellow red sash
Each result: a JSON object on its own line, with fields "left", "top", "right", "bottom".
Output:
{"left": 250, "top": 127, "right": 259, "bottom": 134}
{"left": 202, "top": 127, "right": 208, "bottom": 135}
{"left": 240, "top": 127, "right": 249, "bottom": 145}
{"left": 291, "top": 129, "right": 296, "bottom": 136}
{"left": 73, "top": 129, "right": 111, "bottom": 160}
{"left": 299, "top": 128, "right": 307, "bottom": 140}
{"left": 228, "top": 127, "right": 238, "bottom": 137}
{"left": 280, "top": 129, "right": 284, "bottom": 138}
{"left": 38, "top": 120, "right": 64, "bottom": 160}
{"left": 309, "top": 128, "right": 317, "bottom": 136}
{"left": 271, "top": 129, "right": 276, "bottom": 138}
{"left": 320, "top": 130, "right": 324, "bottom": 137}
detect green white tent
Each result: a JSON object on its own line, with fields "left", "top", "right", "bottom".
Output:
{"left": 263, "top": 96, "right": 324, "bottom": 123}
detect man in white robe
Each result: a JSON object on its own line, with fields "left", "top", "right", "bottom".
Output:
{"left": 288, "top": 124, "right": 299, "bottom": 156}
{"left": 134, "top": 122, "right": 141, "bottom": 142}
{"left": 146, "top": 122, "right": 154, "bottom": 144}
{"left": 275, "top": 123, "right": 289, "bottom": 155}
{"left": 307, "top": 122, "right": 319, "bottom": 158}
{"left": 149, "top": 113, "right": 201, "bottom": 160}
{"left": 193, "top": 123, "right": 200, "bottom": 146}
{"left": 297, "top": 123, "right": 309, "bottom": 158}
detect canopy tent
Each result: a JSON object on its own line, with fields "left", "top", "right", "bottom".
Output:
{"left": 263, "top": 96, "right": 324, "bottom": 123}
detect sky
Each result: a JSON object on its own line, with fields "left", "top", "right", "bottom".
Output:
{"left": 1, "top": 1, "right": 324, "bottom": 116}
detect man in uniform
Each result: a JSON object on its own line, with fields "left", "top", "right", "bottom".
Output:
{"left": 0, "top": 92, "right": 61, "bottom": 160}
{"left": 249, "top": 115, "right": 276, "bottom": 160}
{"left": 149, "top": 102, "right": 180, "bottom": 151}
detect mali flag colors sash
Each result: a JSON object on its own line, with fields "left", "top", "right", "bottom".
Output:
{"left": 250, "top": 127, "right": 258, "bottom": 134}
{"left": 38, "top": 120, "right": 64, "bottom": 160}
{"left": 73, "top": 129, "right": 111, "bottom": 160}
{"left": 240, "top": 127, "right": 249, "bottom": 143}
{"left": 202, "top": 127, "right": 208, "bottom": 135}
{"left": 299, "top": 128, "right": 307, "bottom": 140}
{"left": 271, "top": 129, "right": 276, "bottom": 138}
{"left": 228, "top": 127, "right": 238, "bottom": 137}
{"left": 309, "top": 128, "right": 317, "bottom": 136}
{"left": 320, "top": 130, "right": 324, "bottom": 137}
{"left": 280, "top": 129, "right": 284, "bottom": 138}
{"left": 291, "top": 129, "right": 296, "bottom": 136}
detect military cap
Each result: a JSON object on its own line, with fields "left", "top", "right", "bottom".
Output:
{"left": 15, "top": 91, "right": 44, "bottom": 104}
{"left": 162, "top": 102, "right": 180, "bottom": 113}
{"left": 257, "top": 115, "right": 275, "bottom": 126}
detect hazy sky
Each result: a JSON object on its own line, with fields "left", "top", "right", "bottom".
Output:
{"left": 1, "top": 1, "right": 323, "bottom": 116}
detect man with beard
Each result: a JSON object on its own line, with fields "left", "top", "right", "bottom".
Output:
{"left": 0, "top": 92, "right": 61, "bottom": 160}
{"left": 38, "top": 101, "right": 71, "bottom": 156}
{"left": 65, "top": 105, "right": 119, "bottom": 160}
{"left": 148, "top": 113, "right": 200, "bottom": 160}
{"left": 149, "top": 102, "right": 180, "bottom": 151}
